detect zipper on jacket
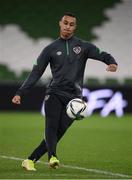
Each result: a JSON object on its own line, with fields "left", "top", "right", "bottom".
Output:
{"left": 66, "top": 40, "right": 69, "bottom": 55}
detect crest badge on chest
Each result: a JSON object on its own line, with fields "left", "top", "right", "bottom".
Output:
{"left": 73, "top": 46, "right": 81, "bottom": 54}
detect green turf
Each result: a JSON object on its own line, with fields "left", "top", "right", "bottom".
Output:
{"left": 0, "top": 112, "right": 132, "bottom": 179}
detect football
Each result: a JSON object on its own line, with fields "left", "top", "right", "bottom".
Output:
{"left": 66, "top": 98, "right": 87, "bottom": 120}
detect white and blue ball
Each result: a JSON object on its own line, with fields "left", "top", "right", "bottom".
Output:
{"left": 66, "top": 98, "right": 87, "bottom": 120}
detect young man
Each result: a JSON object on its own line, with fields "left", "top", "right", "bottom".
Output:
{"left": 12, "top": 13, "right": 118, "bottom": 170}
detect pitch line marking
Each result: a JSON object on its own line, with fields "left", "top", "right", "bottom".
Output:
{"left": 0, "top": 154, "right": 131, "bottom": 178}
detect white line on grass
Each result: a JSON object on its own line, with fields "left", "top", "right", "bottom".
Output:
{"left": 0, "top": 154, "right": 131, "bottom": 178}
{"left": 10, "top": 173, "right": 101, "bottom": 178}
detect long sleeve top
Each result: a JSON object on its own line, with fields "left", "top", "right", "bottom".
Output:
{"left": 16, "top": 36, "right": 117, "bottom": 98}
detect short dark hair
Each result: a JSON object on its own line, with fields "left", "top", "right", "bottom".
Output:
{"left": 61, "top": 12, "right": 76, "bottom": 19}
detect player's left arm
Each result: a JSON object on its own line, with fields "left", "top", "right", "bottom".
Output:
{"left": 106, "top": 64, "right": 117, "bottom": 72}
{"left": 86, "top": 43, "right": 118, "bottom": 72}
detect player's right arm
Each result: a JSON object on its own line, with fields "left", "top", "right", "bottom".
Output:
{"left": 12, "top": 95, "right": 21, "bottom": 104}
{"left": 12, "top": 46, "right": 51, "bottom": 104}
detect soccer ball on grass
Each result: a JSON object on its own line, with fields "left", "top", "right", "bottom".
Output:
{"left": 66, "top": 98, "right": 87, "bottom": 120}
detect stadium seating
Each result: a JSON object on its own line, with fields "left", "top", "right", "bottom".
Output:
{"left": 0, "top": 64, "right": 17, "bottom": 82}
{"left": 0, "top": 0, "right": 131, "bottom": 87}
{"left": 103, "top": 78, "right": 120, "bottom": 87}
{"left": 124, "top": 78, "right": 132, "bottom": 86}
{"left": 92, "top": 0, "right": 132, "bottom": 83}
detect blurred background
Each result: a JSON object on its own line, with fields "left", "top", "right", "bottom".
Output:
{"left": 0, "top": 0, "right": 131, "bottom": 116}
{"left": 0, "top": 1, "right": 132, "bottom": 178}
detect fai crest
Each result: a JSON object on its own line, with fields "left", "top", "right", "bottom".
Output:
{"left": 73, "top": 46, "right": 81, "bottom": 54}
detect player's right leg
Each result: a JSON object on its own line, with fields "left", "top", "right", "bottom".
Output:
{"left": 28, "top": 139, "right": 47, "bottom": 162}
{"left": 22, "top": 94, "right": 72, "bottom": 170}
{"left": 22, "top": 159, "right": 36, "bottom": 171}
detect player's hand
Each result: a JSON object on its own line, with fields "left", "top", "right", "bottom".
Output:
{"left": 12, "top": 95, "right": 21, "bottom": 105}
{"left": 106, "top": 64, "right": 118, "bottom": 72}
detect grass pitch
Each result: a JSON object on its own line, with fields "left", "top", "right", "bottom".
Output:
{"left": 0, "top": 112, "right": 132, "bottom": 179}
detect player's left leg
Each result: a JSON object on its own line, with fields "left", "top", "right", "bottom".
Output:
{"left": 26, "top": 112, "right": 73, "bottom": 165}
{"left": 22, "top": 94, "right": 73, "bottom": 170}
{"left": 56, "top": 94, "right": 74, "bottom": 139}
{"left": 57, "top": 108, "right": 74, "bottom": 141}
{"left": 45, "top": 94, "right": 62, "bottom": 160}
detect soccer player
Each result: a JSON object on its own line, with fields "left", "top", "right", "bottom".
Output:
{"left": 12, "top": 12, "right": 118, "bottom": 170}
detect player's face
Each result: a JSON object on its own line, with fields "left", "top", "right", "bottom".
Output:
{"left": 59, "top": 15, "right": 77, "bottom": 39}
